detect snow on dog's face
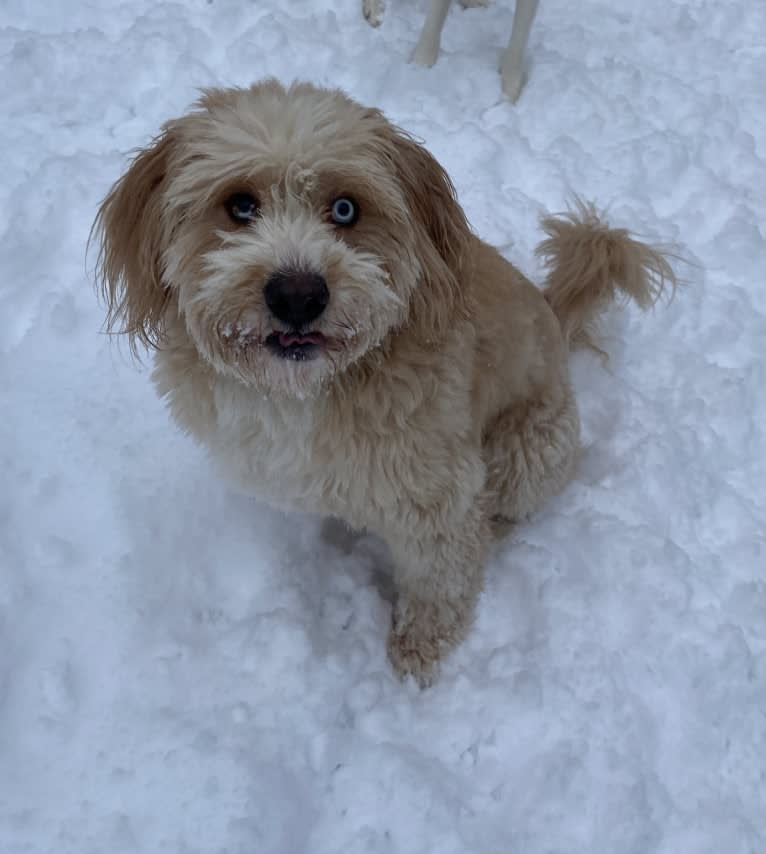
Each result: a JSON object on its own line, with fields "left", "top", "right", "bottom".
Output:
{"left": 94, "top": 80, "right": 471, "bottom": 396}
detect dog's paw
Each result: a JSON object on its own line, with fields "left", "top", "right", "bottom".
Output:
{"left": 500, "top": 64, "right": 525, "bottom": 103}
{"left": 387, "top": 595, "right": 468, "bottom": 687}
{"left": 410, "top": 40, "right": 440, "bottom": 68}
{"left": 362, "top": 0, "right": 385, "bottom": 27}
{"left": 387, "top": 626, "right": 441, "bottom": 687}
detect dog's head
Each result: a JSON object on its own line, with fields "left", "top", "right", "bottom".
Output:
{"left": 94, "top": 80, "right": 472, "bottom": 396}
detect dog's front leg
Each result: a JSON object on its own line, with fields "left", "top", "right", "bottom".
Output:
{"left": 385, "top": 502, "right": 489, "bottom": 686}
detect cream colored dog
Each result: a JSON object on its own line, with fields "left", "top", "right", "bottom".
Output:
{"left": 363, "top": 0, "right": 540, "bottom": 102}
{"left": 93, "top": 80, "right": 674, "bottom": 685}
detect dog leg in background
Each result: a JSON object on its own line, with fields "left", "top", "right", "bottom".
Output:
{"left": 386, "top": 503, "right": 489, "bottom": 685}
{"left": 411, "top": 0, "right": 452, "bottom": 67}
{"left": 363, "top": 0, "right": 386, "bottom": 27}
{"left": 499, "top": 0, "right": 540, "bottom": 101}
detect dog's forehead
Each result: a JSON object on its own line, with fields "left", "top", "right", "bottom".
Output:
{"left": 191, "top": 82, "right": 379, "bottom": 171}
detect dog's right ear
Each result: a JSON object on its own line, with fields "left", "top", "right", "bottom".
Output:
{"left": 369, "top": 117, "right": 473, "bottom": 340}
{"left": 92, "top": 129, "right": 178, "bottom": 352}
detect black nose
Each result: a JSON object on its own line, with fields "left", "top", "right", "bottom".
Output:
{"left": 263, "top": 270, "right": 329, "bottom": 327}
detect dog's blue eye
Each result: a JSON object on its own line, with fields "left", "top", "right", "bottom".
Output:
{"left": 330, "top": 197, "right": 358, "bottom": 226}
{"left": 225, "top": 192, "right": 259, "bottom": 224}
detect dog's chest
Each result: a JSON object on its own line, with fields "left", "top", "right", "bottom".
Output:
{"left": 210, "top": 383, "right": 414, "bottom": 526}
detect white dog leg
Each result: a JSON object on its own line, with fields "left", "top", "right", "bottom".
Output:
{"left": 411, "top": 0, "right": 453, "bottom": 67}
{"left": 363, "top": 0, "right": 386, "bottom": 27}
{"left": 500, "top": 0, "right": 540, "bottom": 101}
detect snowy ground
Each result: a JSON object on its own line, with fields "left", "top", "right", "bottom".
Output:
{"left": 1, "top": 0, "right": 765, "bottom": 851}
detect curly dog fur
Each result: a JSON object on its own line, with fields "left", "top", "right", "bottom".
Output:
{"left": 93, "top": 80, "right": 675, "bottom": 684}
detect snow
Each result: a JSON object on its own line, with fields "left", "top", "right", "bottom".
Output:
{"left": 1, "top": 0, "right": 765, "bottom": 851}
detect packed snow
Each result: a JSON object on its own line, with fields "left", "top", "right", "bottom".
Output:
{"left": 1, "top": 0, "right": 765, "bottom": 851}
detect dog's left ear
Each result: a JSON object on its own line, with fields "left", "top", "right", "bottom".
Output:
{"left": 375, "top": 120, "right": 473, "bottom": 338}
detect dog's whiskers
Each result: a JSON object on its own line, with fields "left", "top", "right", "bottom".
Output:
{"left": 331, "top": 319, "right": 357, "bottom": 340}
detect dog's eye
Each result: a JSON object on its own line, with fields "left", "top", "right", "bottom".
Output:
{"left": 330, "top": 197, "right": 358, "bottom": 226}
{"left": 225, "top": 192, "right": 259, "bottom": 224}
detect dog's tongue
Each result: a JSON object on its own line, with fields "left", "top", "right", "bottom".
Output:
{"left": 279, "top": 332, "right": 324, "bottom": 347}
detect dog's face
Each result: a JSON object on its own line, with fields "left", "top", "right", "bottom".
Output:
{"left": 94, "top": 80, "right": 471, "bottom": 397}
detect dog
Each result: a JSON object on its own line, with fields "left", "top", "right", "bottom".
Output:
{"left": 93, "top": 80, "right": 675, "bottom": 685}
{"left": 363, "top": 0, "right": 540, "bottom": 101}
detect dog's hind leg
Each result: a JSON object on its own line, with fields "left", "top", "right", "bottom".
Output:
{"left": 483, "top": 380, "right": 580, "bottom": 530}
{"left": 500, "top": 0, "right": 540, "bottom": 101}
{"left": 411, "top": 0, "right": 453, "bottom": 67}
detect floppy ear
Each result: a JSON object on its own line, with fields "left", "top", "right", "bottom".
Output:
{"left": 92, "top": 129, "right": 178, "bottom": 352}
{"left": 376, "top": 121, "right": 473, "bottom": 338}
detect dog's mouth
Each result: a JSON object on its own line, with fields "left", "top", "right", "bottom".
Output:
{"left": 265, "top": 331, "right": 327, "bottom": 361}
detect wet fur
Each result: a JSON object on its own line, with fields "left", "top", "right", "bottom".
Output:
{"left": 93, "top": 80, "right": 676, "bottom": 684}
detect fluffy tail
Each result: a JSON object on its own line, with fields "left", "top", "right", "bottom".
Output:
{"left": 536, "top": 200, "right": 676, "bottom": 352}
